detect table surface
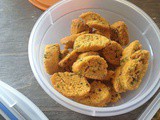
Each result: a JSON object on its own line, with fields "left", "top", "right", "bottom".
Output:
{"left": 0, "top": 0, "right": 159, "bottom": 120}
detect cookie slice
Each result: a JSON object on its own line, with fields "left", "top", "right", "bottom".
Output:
{"left": 60, "top": 31, "right": 88, "bottom": 49}
{"left": 120, "top": 60, "right": 144, "bottom": 91}
{"left": 80, "top": 12, "right": 110, "bottom": 31}
{"left": 120, "top": 40, "right": 142, "bottom": 66}
{"left": 130, "top": 50, "right": 150, "bottom": 82}
{"left": 110, "top": 21, "right": 129, "bottom": 46}
{"left": 74, "top": 34, "right": 110, "bottom": 52}
{"left": 59, "top": 50, "right": 79, "bottom": 70}
{"left": 112, "top": 67, "right": 126, "bottom": 93}
{"left": 71, "top": 18, "right": 91, "bottom": 35}
{"left": 72, "top": 55, "right": 108, "bottom": 80}
{"left": 76, "top": 81, "right": 111, "bottom": 107}
{"left": 102, "top": 41, "right": 123, "bottom": 66}
{"left": 44, "top": 44, "right": 60, "bottom": 75}
{"left": 51, "top": 72, "right": 91, "bottom": 99}
{"left": 116, "top": 50, "right": 149, "bottom": 91}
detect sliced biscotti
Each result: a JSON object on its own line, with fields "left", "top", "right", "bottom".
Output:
{"left": 59, "top": 50, "right": 79, "bottom": 71}
{"left": 120, "top": 40, "right": 142, "bottom": 66}
{"left": 120, "top": 60, "right": 144, "bottom": 91}
{"left": 112, "top": 67, "right": 126, "bottom": 93}
{"left": 74, "top": 34, "right": 110, "bottom": 52}
{"left": 51, "top": 72, "right": 91, "bottom": 99}
{"left": 44, "top": 44, "right": 61, "bottom": 75}
{"left": 72, "top": 55, "right": 108, "bottom": 80}
{"left": 76, "top": 81, "right": 111, "bottom": 107}
{"left": 102, "top": 41, "right": 123, "bottom": 66}
{"left": 131, "top": 50, "right": 150, "bottom": 65}
{"left": 110, "top": 21, "right": 129, "bottom": 46}
{"left": 113, "top": 50, "right": 149, "bottom": 92}
{"left": 60, "top": 32, "right": 88, "bottom": 49}
{"left": 80, "top": 12, "right": 110, "bottom": 31}
{"left": 78, "top": 52, "right": 99, "bottom": 59}
{"left": 71, "top": 18, "right": 91, "bottom": 35}
{"left": 130, "top": 50, "right": 150, "bottom": 83}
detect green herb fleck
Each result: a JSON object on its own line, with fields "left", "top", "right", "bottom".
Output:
{"left": 57, "top": 85, "right": 60, "bottom": 88}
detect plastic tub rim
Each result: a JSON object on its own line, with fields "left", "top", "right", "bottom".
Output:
{"left": 28, "top": 0, "right": 160, "bottom": 116}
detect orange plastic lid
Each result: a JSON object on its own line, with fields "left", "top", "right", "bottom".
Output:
{"left": 29, "top": 0, "right": 60, "bottom": 11}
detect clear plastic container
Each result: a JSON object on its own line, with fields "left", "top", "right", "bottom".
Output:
{"left": 0, "top": 81, "right": 48, "bottom": 120}
{"left": 28, "top": 0, "right": 160, "bottom": 117}
{"left": 138, "top": 92, "right": 160, "bottom": 120}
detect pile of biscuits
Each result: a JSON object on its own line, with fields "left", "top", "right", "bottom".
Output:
{"left": 43, "top": 12, "right": 150, "bottom": 107}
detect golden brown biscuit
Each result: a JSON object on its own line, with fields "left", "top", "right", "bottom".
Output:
{"left": 112, "top": 67, "right": 126, "bottom": 93}
{"left": 72, "top": 55, "right": 108, "bottom": 80}
{"left": 76, "top": 81, "right": 111, "bottom": 107}
{"left": 44, "top": 44, "right": 60, "bottom": 75}
{"left": 131, "top": 50, "right": 149, "bottom": 64}
{"left": 102, "top": 41, "right": 123, "bottom": 66}
{"left": 120, "top": 40, "right": 142, "bottom": 66}
{"left": 92, "top": 29, "right": 110, "bottom": 39}
{"left": 78, "top": 52, "right": 99, "bottom": 59}
{"left": 113, "top": 50, "right": 149, "bottom": 92}
{"left": 114, "top": 50, "right": 149, "bottom": 91}
{"left": 59, "top": 50, "right": 79, "bottom": 70}
{"left": 70, "top": 19, "right": 92, "bottom": 35}
{"left": 51, "top": 72, "right": 91, "bottom": 99}
{"left": 80, "top": 12, "right": 110, "bottom": 31}
{"left": 130, "top": 50, "right": 150, "bottom": 80}
{"left": 74, "top": 34, "right": 110, "bottom": 52}
{"left": 110, "top": 21, "right": 129, "bottom": 46}
{"left": 60, "top": 49, "right": 69, "bottom": 59}
{"left": 60, "top": 32, "right": 88, "bottom": 49}
{"left": 120, "top": 60, "right": 144, "bottom": 90}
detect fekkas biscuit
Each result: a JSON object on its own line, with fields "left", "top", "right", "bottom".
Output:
{"left": 51, "top": 72, "right": 91, "bottom": 99}
{"left": 112, "top": 67, "right": 126, "bottom": 93}
{"left": 102, "top": 41, "right": 123, "bottom": 66}
{"left": 76, "top": 81, "right": 111, "bottom": 107}
{"left": 120, "top": 40, "right": 142, "bottom": 66}
{"left": 72, "top": 55, "right": 108, "bottom": 80}
{"left": 120, "top": 60, "right": 144, "bottom": 90}
{"left": 59, "top": 50, "right": 79, "bottom": 71}
{"left": 80, "top": 12, "right": 110, "bottom": 31}
{"left": 60, "top": 31, "right": 88, "bottom": 49}
{"left": 110, "top": 21, "right": 129, "bottom": 46}
{"left": 44, "top": 44, "right": 60, "bottom": 75}
{"left": 113, "top": 50, "right": 149, "bottom": 92}
{"left": 70, "top": 18, "right": 91, "bottom": 35}
{"left": 130, "top": 50, "right": 150, "bottom": 81}
{"left": 74, "top": 34, "right": 110, "bottom": 52}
